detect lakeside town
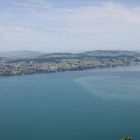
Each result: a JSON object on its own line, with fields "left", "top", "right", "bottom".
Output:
{"left": 0, "top": 50, "right": 140, "bottom": 76}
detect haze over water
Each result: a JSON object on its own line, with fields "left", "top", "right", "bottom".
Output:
{"left": 0, "top": 66, "right": 140, "bottom": 140}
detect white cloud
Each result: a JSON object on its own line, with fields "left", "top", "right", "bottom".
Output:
{"left": 0, "top": 1, "right": 140, "bottom": 52}
{"left": 12, "top": 0, "right": 53, "bottom": 10}
{"left": 0, "top": 24, "right": 47, "bottom": 40}
{"left": 44, "top": 2, "right": 140, "bottom": 33}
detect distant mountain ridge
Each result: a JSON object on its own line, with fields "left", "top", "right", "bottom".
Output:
{"left": 0, "top": 50, "right": 140, "bottom": 59}
{"left": 0, "top": 50, "right": 44, "bottom": 58}
{"left": 37, "top": 50, "right": 140, "bottom": 59}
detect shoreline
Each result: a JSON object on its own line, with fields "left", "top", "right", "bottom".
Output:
{"left": 1, "top": 50, "right": 140, "bottom": 77}
{"left": 0, "top": 63, "right": 138, "bottom": 77}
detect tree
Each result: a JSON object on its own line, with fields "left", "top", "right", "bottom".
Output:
{"left": 120, "top": 136, "right": 131, "bottom": 140}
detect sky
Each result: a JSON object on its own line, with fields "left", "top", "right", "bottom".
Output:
{"left": 0, "top": 0, "right": 140, "bottom": 52}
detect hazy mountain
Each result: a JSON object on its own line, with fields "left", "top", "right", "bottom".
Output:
{"left": 38, "top": 50, "right": 140, "bottom": 59}
{"left": 0, "top": 50, "right": 44, "bottom": 58}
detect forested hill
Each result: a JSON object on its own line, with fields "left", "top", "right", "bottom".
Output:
{"left": 0, "top": 50, "right": 140, "bottom": 76}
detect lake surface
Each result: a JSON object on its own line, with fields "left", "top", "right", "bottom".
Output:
{"left": 0, "top": 66, "right": 140, "bottom": 140}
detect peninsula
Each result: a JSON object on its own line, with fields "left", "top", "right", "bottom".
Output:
{"left": 0, "top": 50, "right": 140, "bottom": 76}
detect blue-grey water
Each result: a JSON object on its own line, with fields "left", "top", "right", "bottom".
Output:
{"left": 0, "top": 66, "right": 140, "bottom": 140}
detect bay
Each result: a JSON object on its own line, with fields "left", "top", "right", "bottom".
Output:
{"left": 0, "top": 66, "right": 140, "bottom": 140}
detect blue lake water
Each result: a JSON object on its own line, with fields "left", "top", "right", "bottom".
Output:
{"left": 0, "top": 66, "right": 140, "bottom": 140}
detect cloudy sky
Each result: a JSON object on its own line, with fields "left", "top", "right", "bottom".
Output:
{"left": 0, "top": 0, "right": 140, "bottom": 52}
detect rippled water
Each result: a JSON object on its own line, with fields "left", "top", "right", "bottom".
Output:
{"left": 0, "top": 66, "right": 140, "bottom": 140}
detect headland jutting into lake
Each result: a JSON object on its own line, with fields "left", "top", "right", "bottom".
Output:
{"left": 0, "top": 50, "right": 140, "bottom": 76}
